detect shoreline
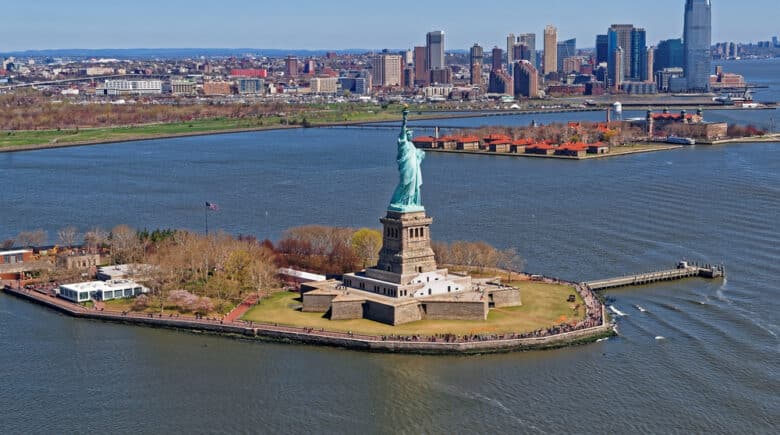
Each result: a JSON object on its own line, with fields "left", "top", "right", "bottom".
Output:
{"left": 422, "top": 144, "right": 684, "bottom": 160}
{"left": 0, "top": 109, "right": 600, "bottom": 154}
{"left": 2, "top": 285, "right": 615, "bottom": 355}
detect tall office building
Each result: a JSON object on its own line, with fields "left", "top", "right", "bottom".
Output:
{"left": 646, "top": 47, "right": 655, "bottom": 83}
{"left": 426, "top": 31, "right": 445, "bottom": 71}
{"left": 285, "top": 56, "right": 299, "bottom": 78}
{"left": 513, "top": 60, "right": 538, "bottom": 98}
{"left": 654, "top": 39, "right": 685, "bottom": 72}
{"left": 608, "top": 24, "right": 634, "bottom": 81}
{"left": 506, "top": 34, "right": 516, "bottom": 72}
{"left": 610, "top": 47, "right": 624, "bottom": 91}
{"left": 371, "top": 54, "right": 402, "bottom": 87}
{"left": 491, "top": 47, "right": 503, "bottom": 72}
{"left": 630, "top": 28, "right": 647, "bottom": 81}
{"left": 684, "top": 0, "right": 712, "bottom": 92}
{"left": 596, "top": 34, "right": 609, "bottom": 64}
{"left": 519, "top": 33, "right": 537, "bottom": 68}
{"left": 543, "top": 25, "right": 557, "bottom": 75}
{"left": 469, "top": 43, "right": 484, "bottom": 86}
{"left": 513, "top": 44, "right": 531, "bottom": 63}
{"left": 413, "top": 46, "right": 428, "bottom": 86}
{"left": 556, "top": 38, "right": 576, "bottom": 73}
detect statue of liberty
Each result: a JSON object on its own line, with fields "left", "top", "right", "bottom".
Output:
{"left": 389, "top": 108, "right": 425, "bottom": 213}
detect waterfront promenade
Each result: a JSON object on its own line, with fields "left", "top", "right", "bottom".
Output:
{"left": 3, "top": 279, "right": 612, "bottom": 355}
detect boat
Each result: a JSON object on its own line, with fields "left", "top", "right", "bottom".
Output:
{"left": 666, "top": 136, "right": 696, "bottom": 145}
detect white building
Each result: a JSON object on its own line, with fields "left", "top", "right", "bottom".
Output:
{"left": 101, "top": 79, "right": 163, "bottom": 95}
{"left": 58, "top": 280, "right": 149, "bottom": 303}
{"left": 310, "top": 77, "right": 338, "bottom": 94}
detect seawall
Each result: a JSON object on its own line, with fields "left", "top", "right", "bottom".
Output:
{"left": 3, "top": 286, "right": 614, "bottom": 355}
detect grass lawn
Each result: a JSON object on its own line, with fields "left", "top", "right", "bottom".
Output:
{"left": 241, "top": 282, "right": 585, "bottom": 336}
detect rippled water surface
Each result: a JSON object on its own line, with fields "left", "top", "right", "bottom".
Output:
{"left": 1, "top": 61, "right": 779, "bottom": 434}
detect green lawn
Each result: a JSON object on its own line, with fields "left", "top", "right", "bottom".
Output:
{"left": 0, "top": 117, "right": 289, "bottom": 148}
{"left": 241, "top": 282, "right": 584, "bottom": 336}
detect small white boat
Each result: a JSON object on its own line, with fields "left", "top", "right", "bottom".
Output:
{"left": 655, "top": 336, "right": 666, "bottom": 340}
{"left": 635, "top": 305, "right": 647, "bottom": 313}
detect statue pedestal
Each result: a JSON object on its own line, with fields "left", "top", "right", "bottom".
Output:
{"left": 364, "top": 210, "right": 437, "bottom": 285}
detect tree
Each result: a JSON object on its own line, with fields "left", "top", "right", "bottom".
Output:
{"left": 497, "top": 248, "right": 524, "bottom": 282}
{"left": 351, "top": 228, "right": 382, "bottom": 268}
{"left": 57, "top": 226, "right": 79, "bottom": 249}
{"left": 109, "top": 225, "right": 141, "bottom": 264}
{"left": 16, "top": 230, "right": 46, "bottom": 248}
{"left": 2, "top": 239, "right": 14, "bottom": 250}
{"left": 84, "top": 227, "right": 109, "bottom": 253}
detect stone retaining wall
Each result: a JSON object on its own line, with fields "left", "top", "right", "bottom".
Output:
{"left": 489, "top": 288, "right": 521, "bottom": 308}
{"left": 423, "top": 300, "right": 487, "bottom": 321}
{"left": 3, "top": 286, "right": 614, "bottom": 355}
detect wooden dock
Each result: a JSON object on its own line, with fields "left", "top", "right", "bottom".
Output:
{"left": 585, "top": 262, "right": 725, "bottom": 291}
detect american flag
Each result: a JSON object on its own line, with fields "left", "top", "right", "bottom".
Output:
{"left": 205, "top": 202, "right": 219, "bottom": 211}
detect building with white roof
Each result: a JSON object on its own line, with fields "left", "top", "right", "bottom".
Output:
{"left": 58, "top": 280, "right": 149, "bottom": 303}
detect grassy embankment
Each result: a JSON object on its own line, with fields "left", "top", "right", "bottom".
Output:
{"left": 0, "top": 106, "right": 414, "bottom": 150}
{"left": 241, "top": 281, "right": 585, "bottom": 336}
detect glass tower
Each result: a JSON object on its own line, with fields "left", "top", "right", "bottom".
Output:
{"left": 684, "top": 0, "right": 712, "bottom": 92}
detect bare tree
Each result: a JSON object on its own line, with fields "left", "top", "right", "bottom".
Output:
{"left": 84, "top": 227, "right": 109, "bottom": 253}
{"left": 2, "top": 239, "right": 14, "bottom": 250}
{"left": 110, "top": 225, "right": 140, "bottom": 264}
{"left": 16, "top": 230, "right": 47, "bottom": 248}
{"left": 57, "top": 226, "right": 79, "bottom": 249}
{"left": 497, "top": 248, "right": 524, "bottom": 283}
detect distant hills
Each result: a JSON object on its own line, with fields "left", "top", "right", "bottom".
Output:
{"left": 0, "top": 48, "right": 399, "bottom": 59}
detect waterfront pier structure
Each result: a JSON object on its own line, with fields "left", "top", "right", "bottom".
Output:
{"left": 585, "top": 261, "right": 724, "bottom": 291}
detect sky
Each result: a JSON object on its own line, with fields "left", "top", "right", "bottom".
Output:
{"left": 1, "top": 0, "right": 777, "bottom": 52}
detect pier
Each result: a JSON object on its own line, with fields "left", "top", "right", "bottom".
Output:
{"left": 585, "top": 261, "right": 725, "bottom": 291}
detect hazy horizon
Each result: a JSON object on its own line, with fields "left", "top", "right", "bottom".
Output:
{"left": 1, "top": 0, "right": 777, "bottom": 53}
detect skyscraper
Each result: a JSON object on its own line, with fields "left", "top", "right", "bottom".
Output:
{"left": 371, "top": 54, "right": 402, "bottom": 87}
{"left": 654, "top": 39, "right": 685, "bottom": 72}
{"left": 513, "top": 60, "right": 539, "bottom": 98}
{"left": 506, "top": 33, "right": 516, "bottom": 72}
{"left": 413, "top": 46, "right": 428, "bottom": 86}
{"left": 596, "top": 34, "right": 609, "bottom": 64}
{"left": 684, "top": 0, "right": 712, "bottom": 92}
{"left": 470, "top": 43, "right": 484, "bottom": 86}
{"left": 426, "top": 31, "right": 445, "bottom": 71}
{"left": 630, "top": 28, "right": 647, "bottom": 81}
{"left": 543, "top": 25, "right": 557, "bottom": 75}
{"left": 491, "top": 47, "right": 503, "bottom": 72}
{"left": 608, "top": 24, "right": 634, "bottom": 81}
{"left": 556, "top": 38, "right": 576, "bottom": 73}
{"left": 519, "top": 33, "right": 537, "bottom": 68}
{"left": 610, "top": 47, "right": 624, "bottom": 91}
{"left": 285, "top": 56, "right": 299, "bottom": 78}
{"left": 646, "top": 47, "right": 655, "bottom": 83}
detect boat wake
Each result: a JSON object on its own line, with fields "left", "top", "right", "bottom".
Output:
{"left": 609, "top": 305, "right": 628, "bottom": 317}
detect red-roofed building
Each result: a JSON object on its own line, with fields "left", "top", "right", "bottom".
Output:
{"left": 456, "top": 136, "right": 480, "bottom": 151}
{"left": 483, "top": 133, "right": 512, "bottom": 143}
{"left": 555, "top": 142, "right": 589, "bottom": 157}
{"left": 525, "top": 143, "right": 556, "bottom": 155}
{"left": 412, "top": 136, "right": 439, "bottom": 149}
{"left": 488, "top": 140, "right": 512, "bottom": 153}
{"left": 437, "top": 136, "right": 459, "bottom": 149}
{"left": 588, "top": 143, "right": 610, "bottom": 154}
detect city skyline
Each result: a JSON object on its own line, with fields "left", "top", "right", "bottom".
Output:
{"left": 1, "top": 0, "right": 778, "bottom": 52}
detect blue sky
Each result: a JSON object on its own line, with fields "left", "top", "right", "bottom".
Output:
{"left": 1, "top": 0, "right": 777, "bottom": 52}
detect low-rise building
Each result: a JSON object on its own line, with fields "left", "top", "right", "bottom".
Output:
{"left": 237, "top": 78, "right": 264, "bottom": 95}
{"left": 203, "top": 81, "right": 233, "bottom": 96}
{"left": 171, "top": 80, "right": 197, "bottom": 95}
{"left": 58, "top": 280, "right": 149, "bottom": 303}
{"left": 454, "top": 136, "right": 480, "bottom": 150}
{"left": 100, "top": 80, "right": 162, "bottom": 95}
{"left": 97, "top": 264, "right": 155, "bottom": 282}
